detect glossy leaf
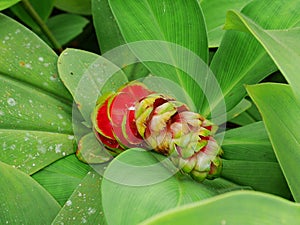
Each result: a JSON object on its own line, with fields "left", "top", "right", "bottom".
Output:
{"left": 210, "top": 0, "right": 300, "bottom": 113}
{"left": 102, "top": 148, "right": 243, "bottom": 225}
{"left": 222, "top": 159, "right": 290, "bottom": 198}
{"left": 52, "top": 169, "right": 106, "bottom": 224}
{"left": 0, "top": 13, "right": 72, "bottom": 100}
{"left": 10, "top": 0, "right": 55, "bottom": 32}
{"left": 92, "top": 0, "right": 149, "bottom": 81}
{"left": 0, "top": 161, "right": 61, "bottom": 224}
{"left": 140, "top": 191, "right": 300, "bottom": 225}
{"left": 226, "top": 98, "right": 251, "bottom": 122}
{"left": 47, "top": 14, "right": 89, "bottom": 46}
{"left": 224, "top": 10, "right": 300, "bottom": 101}
{"left": 200, "top": 0, "right": 251, "bottom": 47}
{"left": 32, "top": 155, "right": 90, "bottom": 205}
{"left": 0, "top": 73, "right": 72, "bottom": 133}
{"left": 219, "top": 121, "right": 276, "bottom": 162}
{"left": 0, "top": 0, "right": 20, "bottom": 10}
{"left": 92, "top": 0, "right": 125, "bottom": 53}
{"left": 58, "top": 48, "right": 128, "bottom": 124}
{"left": 54, "top": 0, "right": 91, "bottom": 15}
{"left": 108, "top": 0, "right": 215, "bottom": 116}
{"left": 229, "top": 99, "right": 261, "bottom": 126}
{"left": 0, "top": 130, "right": 75, "bottom": 175}
{"left": 247, "top": 83, "right": 300, "bottom": 202}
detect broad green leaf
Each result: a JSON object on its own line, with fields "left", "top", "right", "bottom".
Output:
{"left": 224, "top": 10, "right": 300, "bottom": 101}
{"left": 32, "top": 155, "right": 90, "bottom": 205}
{"left": 58, "top": 48, "right": 128, "bottom": 124}
{"left": 219, "top": 121, "right": 276, "bottom": 162}
{"left": 247, "top": 83, "right": 300, "bottom": 202}
{"left": 0, "top": 129, "right": 75, "bottom": 175}
{"left": 0, "top": 13, "right": 72, "bottom": 100}
{"left": 10, "top": 0, "right": 55, "bottom": 32}
{"left": 92, "top": 0, "right": 125, "bottom": 53}
{"left": 200, "top": 0, "right": 251, "bottom": 47}
{"left": 0, "top": 0, "right": 20, "bottom": 10}
{"left": 109, "top": 0, "right": 216, "bottom": 117}
{"left": 222, "top": 160, "right": 290, "bottom": 198}
{"left": 47, "top": 14, "right": 89, "bottom": 46}
{"left": 92, "top": 0, "right": 149, "bottom": 81}
{"left": 102, "top": 148, "right": 243, "bottom": 225}
{"left": 0, "top": 161, "right": 61, "bottom": 224}
{"left": 210, "top": 0, "right": 300, "bottom": 114}
{"left": 52, "top": 169, "right": 106, "bottom": 224}
{"left": 140, "top": 191, "right": 300, "bottom": 225}
{"left": 54, "top": 0, "right": 91, "bottom": 15}
{"left": 0, "top": 74, "right": 72, "bottom": 133}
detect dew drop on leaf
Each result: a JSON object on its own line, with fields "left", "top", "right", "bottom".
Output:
{"left": 7, "top": 98, "right": 16, "bottom": 106}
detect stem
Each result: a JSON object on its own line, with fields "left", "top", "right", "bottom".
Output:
{"left": 21, "top": 0, "right": 63, "bottom": 52}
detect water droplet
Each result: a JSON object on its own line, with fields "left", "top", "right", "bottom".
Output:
{"left": 66, "top": 200, "right": 72, "bottom": 206}
{"left": 87, "top": 207, "right": 96, "bottom": 215}
{"left": 68, "top": 135, "right": 74, "bottom": 140}
{"left": 0, "top": 110, "right": 4, "bottom": 116}
{"left": 55, "top": 143, "right": 63, "bottom": 153}
{"left": 7, "top": 98, "right": 16, "bottom": 106}
{"left": 57, "top": 114, "right": 63, "bottom": 119}
{"left": 38, "top": 57, "right": 44, "bottom": 62}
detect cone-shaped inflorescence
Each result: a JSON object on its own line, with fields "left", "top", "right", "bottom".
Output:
{"left": 90, "top": 81, "right": 222, "bottom": 182}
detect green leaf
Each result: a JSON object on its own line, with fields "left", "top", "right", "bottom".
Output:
{"left": 52, "top": 169, "right": 106, "bottom": 224}
{"left": 10, "top": 0, "right": 55, "bottom": 31}
{"left": 219, "top": 121, "right": 276, "bottom": 162}
{"left": 200, "top": 0, "right": 251, "bottom": 47}
{"left": 54, "top": 0, "right": 91, "bottom": 15}
{"left": 92, "top": 0, "right": 149, "bottom": 81}
{"left": 226, "top": 98, "right": 251, "bottom": 122}
{"left": 140, "top": 191, "right": 300, "bottom": 225}
{"left": 0, "top": 13, "right": 72, "bottom": 101}
{"left": 0, "top": 73, "right": 72, "bottom": 133}
{"left": 47, "top": 14, "right": 89, "bottom": 46}
{"left": 210, "top": 0, "right": 300, "bottom": 113}
{"left": 102, "top": 148, "right": 243, "bottom": 225}
{"left": 229, "top": 99, "right": 261, "bottom": 126}
{"left": 221, "top": 159, "right": 291, "bottom": 198}
{"left": 0, "top": 161, "right": 61, "bottom": 224}
{"left": 224, "top": 10, "right": 300, "bottom": 101}
{"left": 32, "top": 155, "right": 90, "bottom": 205}
{"left": 108, "top": 0, "right": 216, "bottom": 117}
{"left": 0, "top": 130, "right": 75, "bottom": 175}
{"left": 92, "top": 0, "right": 125, "bottom": 53}
{"left": 247, "top": 83, "right": 300, "bottom": 202}
{"left": 58, "top": 48, "right": 128, "bottom": 124}
{"left": 0, "top": 0, "right": 20, "bottom": 10}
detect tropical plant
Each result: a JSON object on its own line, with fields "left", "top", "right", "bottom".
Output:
{"left": 0, "top": 0, "right": 300, "bottom": 224}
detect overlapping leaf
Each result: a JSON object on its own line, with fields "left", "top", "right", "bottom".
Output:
{"left": 101, "top": 148, "right": 245, "bottom": 225}
{"left": 0, "top": 0, "right": 20, "bottom": 10}
{"left": 52, "top": 169, "right": 106, "bottom": 224}
{"left": 140, "top": 191, "right": 300, "bottom": 225}
{"left": 108, "top": 0, "right": 215, "bottom": 116}
{"left": 210, "top": 0, "right": 300, "bottom": 113}
{"left": 32, "top": 155, "right": 90, "bottom": 206}
{"left": 247, "top": 83, "right": 300, "bottom": 202}
{"left": 0, "top": 161, "right": 61, "bottom": 224}
{"left": 200, "top": 0, "right": 251, "bottom": 47}
{"left": 224, "top": 10, "right": 300, "bottom": 101}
